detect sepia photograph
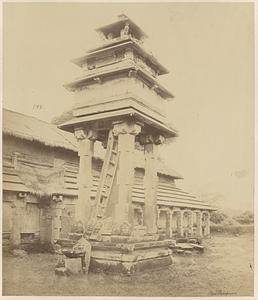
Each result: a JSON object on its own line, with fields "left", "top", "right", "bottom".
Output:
{"left": 1, "top": 1, "right": 255, "bottom": 297}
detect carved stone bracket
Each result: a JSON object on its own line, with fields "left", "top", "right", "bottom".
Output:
{"left": 93, "top": 77, "right": 102, "bottom": 84}
{"left": 112, "top": 122, "right": 142, "bottom": 137}
{"left": 154, "top": 134, "right": 165, "bottom": 145}
{"left": 139, "top": 133, "right": 166, "bottom": 145}
{"left": 52, "top": 194, "right": 63, "bottom": 203}
{"left": 74, "top": 128, "right": 98, "bottom": 141}
{"left": 128, "top": 69, "right": 137, "bottom": 78}
{"left": 17, "top": 192, "right": 28, "bottom": 199}
{"left": 139, "top": 134, "right": 154, "bottom": 145}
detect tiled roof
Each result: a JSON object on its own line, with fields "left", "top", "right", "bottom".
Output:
{"left": 62, "top": 163, "right": 216, "bottom": 211}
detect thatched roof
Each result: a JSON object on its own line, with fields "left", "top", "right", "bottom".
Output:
{"left": 3, "top": 109, "right": 77, "bottom": 152}
{"left": 16, "top": 163, "right": 65, "bottom": 197}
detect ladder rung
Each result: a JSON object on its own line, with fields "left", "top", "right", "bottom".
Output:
{"left": 112, "top": 150, "right": 118, "bottom": 154}
{"left": 109, "top": 160, "right": 116, "bottom": 165}
{"left": 107, "top": 171, "right": 113, "bottom": 176}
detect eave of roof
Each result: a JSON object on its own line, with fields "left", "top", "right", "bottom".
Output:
{"left": 72, "top": 39, "right": 169, "bottom": 75}
{"left": 64, "top": 60, "right": 173, "bottom": 99}
{"left": 58, "top": 107, "right": 178, "bottom": 138}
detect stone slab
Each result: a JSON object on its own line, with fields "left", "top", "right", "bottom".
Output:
{"left": 55, "top": 267, "right": 68, "bottom": 276}
{"left": 90, "top": 254, "right": 173, "bottom": 275}
{"left": 65, "top": 257, "right": 82, "bottom": 274}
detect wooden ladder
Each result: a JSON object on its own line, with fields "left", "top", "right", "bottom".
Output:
{"left": 89, "top": 129, "right": 119, "bottom": 238}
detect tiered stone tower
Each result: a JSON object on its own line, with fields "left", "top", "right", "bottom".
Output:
{"left": 60, "top": 14, "right": 178, "bottom": 273}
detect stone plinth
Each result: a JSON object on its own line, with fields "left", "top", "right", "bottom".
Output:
{"left": 65, "top": 257, "right": 83, "bottom": 274}
{"left": 57, "top": 239, "right": 174, "bottom": 275}
{"left": 89, "top": 240, "right": 174, "bottom": 275}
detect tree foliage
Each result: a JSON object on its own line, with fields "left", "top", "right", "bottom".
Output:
{"left": 210, "top": 211, "right": 228, "bottom": 224}
{"left": 51, "top": 110, "right": 73, "bottom": 125}
{"left": 234, "top": 211, "right": 254, "bottom": 224}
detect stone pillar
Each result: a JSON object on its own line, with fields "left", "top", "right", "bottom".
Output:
{"left": 195, "top": 210, "right": 202, "bottom": 237}
{"left": 74, "top": 128, "right": 97, "bottom": 232}
{"left": 51, "top": 196, "right": 64, "bottom": 242}
{"left": 176, "top": 209, "right": 184, "bottom": 237}
{"left": 203, "top": 211, "right": 210, "bottom": 237}
{"left": 166, "top": 210, "right": 173, "bottom": 238}
{"left": 112, "top": 121, "right": 141, "bottom": 229}
{"left": 11, "top": 200, "right": 22, "bottom": 247}
{"left": 188, "top": 210, "right": 194, "bottom": 237}
{"left": 140, "top": 134, "right": 165, "bottom": 234}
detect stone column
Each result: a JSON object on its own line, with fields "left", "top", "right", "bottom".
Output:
{"left": 188, "top": 210, "right": 194, "bottom": 237}
{"left": 203, "top": 211, "right": 210, "bottom": 237}
{"left": 74, "top": 128, "right": 97, "bottom": 232}
{"left": 112, "top": 121, "right": 141, "bottom": 230}
{"left": 11, "top": 200, "right": 22, "bottom": 247}
{"left": 176, "top": 209, "right": 184, "bottom": 237}
{"left": 140, "top": 134, "right": 165, "bottom": 234}
{"left": 51, "top": 196, "right": 64, "bottom": 242}
{"left": 166, "top": 210, "right": 173, "bottom": 238}
{"left": 195, "top": 210, "right": 202, "bottom": 237}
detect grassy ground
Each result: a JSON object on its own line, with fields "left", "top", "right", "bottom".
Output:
{"left": 2, "top": 232, "right": 254, "bottom": 297}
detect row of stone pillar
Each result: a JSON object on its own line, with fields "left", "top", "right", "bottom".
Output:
{"left": 158, "top": 208, "right": 210, "bottom": 238}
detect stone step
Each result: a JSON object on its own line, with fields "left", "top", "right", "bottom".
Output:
{"left": 189, "top": 243, "right": 204, "bottom": 252}
{"left": 68, "top": 233, "right": 83, "bottom": 241}
{"left": 57, "top": 238, "right": 76, "bottom": 248}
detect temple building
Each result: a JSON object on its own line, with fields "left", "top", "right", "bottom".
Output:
{"left": 2, "top": 108, "right": 214, "bottom": 247}
{"left": 2, "top": 15, "right": 216, "bottom": 273}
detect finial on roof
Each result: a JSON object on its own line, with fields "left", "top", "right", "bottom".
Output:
{"left": 118, "top": 13, "right": 129, "bottom": 20}
{"left": 96, "top": 14, "right": 148, "bottom": 42}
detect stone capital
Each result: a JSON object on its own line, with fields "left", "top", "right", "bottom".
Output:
{"left": 202, "top": 211, "right": 210, "bottom": 217}
{"left": 139, "top": 133, "right": 166, "bottom": 145}
{"left": 153, "top": 134, "right": 166, "bottom": 145}
{"left": 112, "top": 122, "right": 142, "bottom": 137}
{"left": 74, "top": 128, "right": 98, "bottom": 141}
{"left": 128, "top": 69, "right": 137, "bottom": 78}
{"left": 139, "top": 134, "right": 154, "bottom": 145}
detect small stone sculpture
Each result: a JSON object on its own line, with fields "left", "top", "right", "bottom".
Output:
{"left": 73, "top": 237, "right": 92, "bottom": 273}
{"left": 120, "top": 22, "right": 130, "bottom": 39}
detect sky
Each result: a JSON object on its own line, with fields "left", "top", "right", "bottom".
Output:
{"left": 3, "top": 2, "right": 254, "bottom": 212}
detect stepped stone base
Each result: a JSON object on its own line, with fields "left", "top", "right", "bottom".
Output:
{"left": 89, "top": 239, "right": 174, "bottom": 274}
{"left": 57, "top": 238, "right": 175, "bottom": 275}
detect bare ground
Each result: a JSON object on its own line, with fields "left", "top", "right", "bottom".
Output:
{"left": 2, "top": 233, "right": 254, "bottom": 297}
